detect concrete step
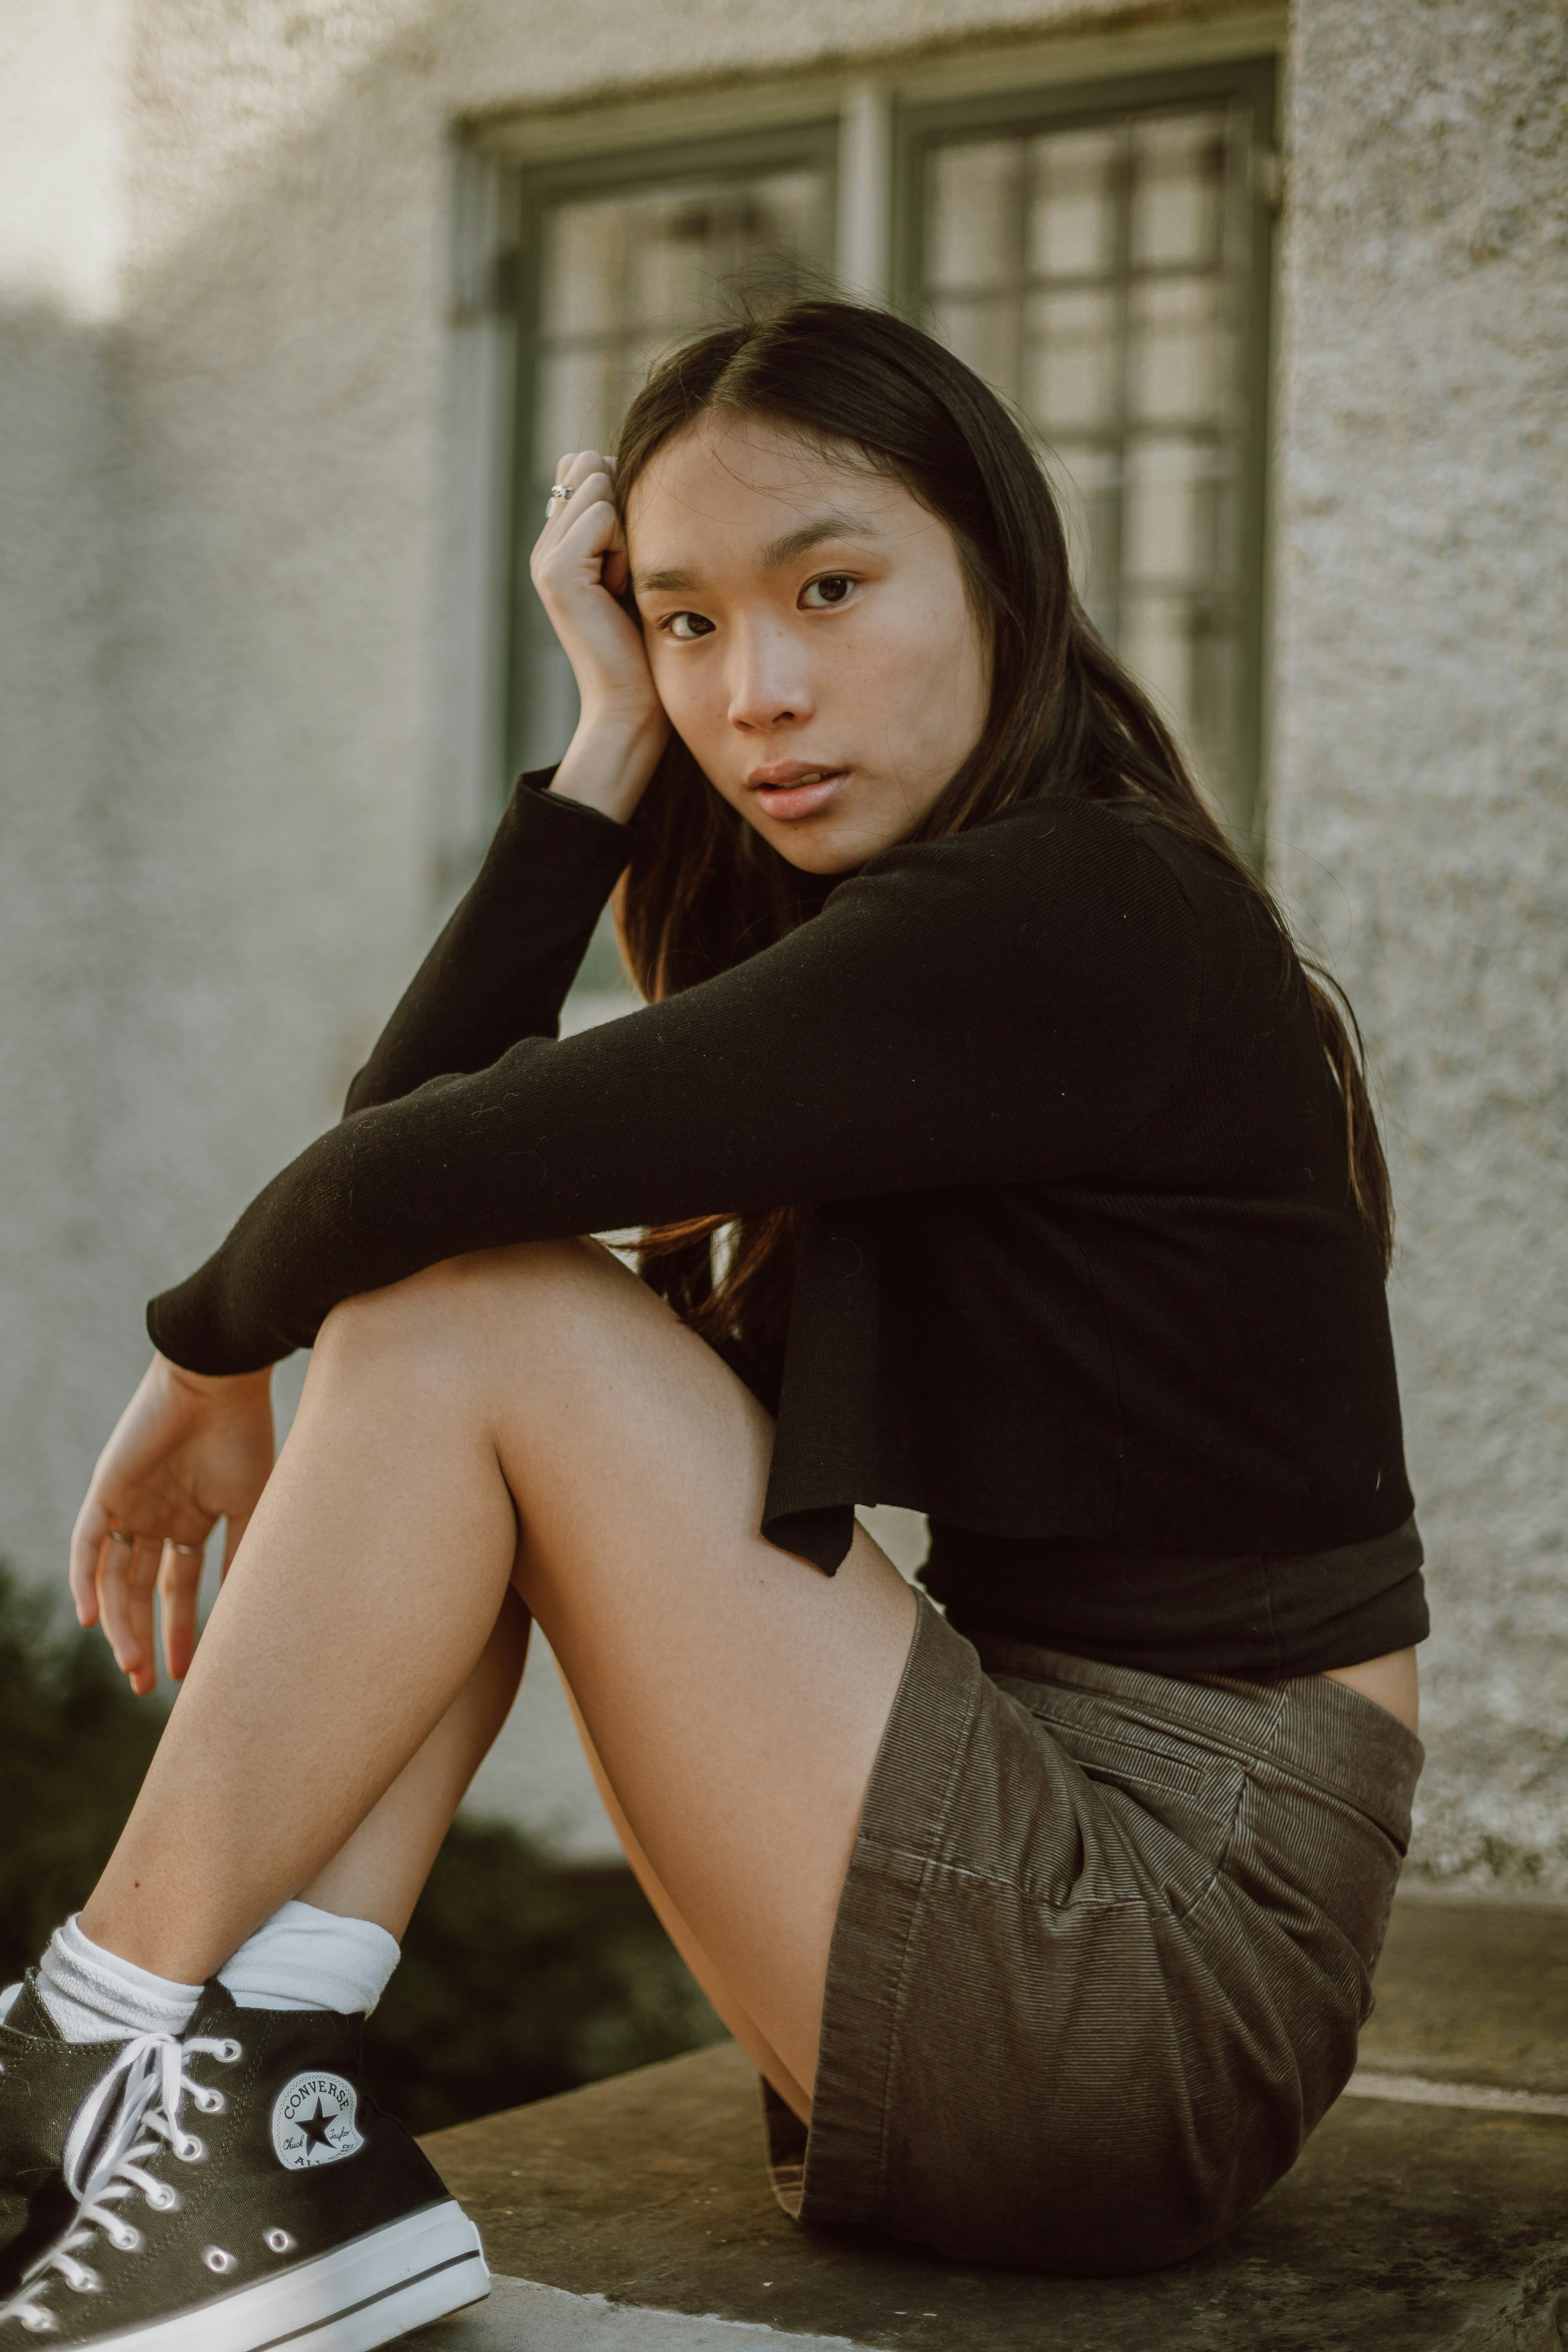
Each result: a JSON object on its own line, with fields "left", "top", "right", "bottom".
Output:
{"left": 406, "top": 1896, "right": 1568, "bottom": 2352}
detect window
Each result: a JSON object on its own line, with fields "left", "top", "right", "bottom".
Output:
{"left": 499, "top": 57, "right": 1274, "bottom": 842}
{"left": 900, "top": 62, "right": 1275, "bottom": 838}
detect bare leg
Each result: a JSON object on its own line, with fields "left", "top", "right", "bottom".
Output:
{"left": 81, "top": 1241, "right": 916, "bottom": 2107}
{"left": 299, "top": 1591, "right": 530, "bottom": 1939}
{"left": 560, "top": 1676, "right": 812, "bottom": 2119}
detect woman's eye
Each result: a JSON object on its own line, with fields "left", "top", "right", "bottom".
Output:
{"left": 667, "top": 611, "right": 715, "bottom": 642}
{"left": 801, "top": 574, "right": 855, "bottom": 610}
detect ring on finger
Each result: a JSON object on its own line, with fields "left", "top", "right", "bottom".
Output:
{"left": 168, "top": 1542, "right": 203, "bottom": 1558}
{"left": 547, "top": 483, "right": 573, "bottom": 509}
{"left": 109, "top": 1529, "right": 136, "bottom": 1547}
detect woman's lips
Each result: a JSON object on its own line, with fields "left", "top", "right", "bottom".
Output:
{"left": 747, "top": 765, "right": 847, "bottom": 821}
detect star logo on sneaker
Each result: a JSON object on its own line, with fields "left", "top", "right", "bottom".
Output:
{"left": 270, "top": 2071, "right": 366, "bottom": 2170}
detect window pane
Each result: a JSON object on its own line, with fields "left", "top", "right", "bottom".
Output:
{"left": 518, "top": 157, "right": 832, "bottom": 770}
{"left": 930, "top": 293, "right": 1022, "bottom": 405}
{"left": 919, "top": 97, "right": 1255, "bottom": 827}
{"left": 1129, "top": 112, "right": 1229, "bottom": 271}
{"left": 1026, "top": 126, "right": 1119, "bottom": 279}
{"left": 926, "top": 142, "right": 1020, "bottom": 291}
{"left": 1045, "top": 441, "right": 1120, "bottom": 639}
{"left": 1127, "top": 274, "right": 1232, "bottom": 428}
{"left": 533, "top": 342, "right": 620, "bottom": 479}
{"left": 1024, "top": 287, "right": 1119, "bottom": 435}
{"left": 1122, "top": 435, "right": 1221, "bottom": 590}
{"left": 539, "top": 197, "right": 628, "bottom": 336}
{"left": 535, "top": 168, "right": 829, "bottom": 463}
{"left": 1122, "top": 435, "right": 1232, "bottom": 781}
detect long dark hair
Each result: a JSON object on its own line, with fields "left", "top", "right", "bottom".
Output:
{"left": 609, "top": 299, "right": 1391, "bottom": 1382}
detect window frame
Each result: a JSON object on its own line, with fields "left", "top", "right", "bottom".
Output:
{"left": 892, "top": 55, "right": 1278, "bottom": 849}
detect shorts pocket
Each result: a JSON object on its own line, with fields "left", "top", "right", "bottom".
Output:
{"left": 997, "top": 1677, "right": 1247, "bottom": 1885}
{"left": 1034, "top": 1720, "right": 1205, "bottom": 1799}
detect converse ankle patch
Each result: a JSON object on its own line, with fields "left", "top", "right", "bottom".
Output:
{"left": 270, "top": 2073, "right": 364, "bottom": 2170}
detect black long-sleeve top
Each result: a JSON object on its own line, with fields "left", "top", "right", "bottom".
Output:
{"left": 147, "top": 774, "right": 1426, "bottom": 1678}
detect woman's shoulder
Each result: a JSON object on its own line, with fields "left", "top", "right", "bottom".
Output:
{"left": 839, "top": 789, "right": 1203, "bottom": 940}
{"left": 806, "top": 790, "right": 1208, "bottom": 1030}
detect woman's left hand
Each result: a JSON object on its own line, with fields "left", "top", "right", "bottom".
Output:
{"left": 530, "top": 449, "right": 669, "bottom": 824}
{"left": 69, "top": 1354, "right": 276, "bottom": 1694}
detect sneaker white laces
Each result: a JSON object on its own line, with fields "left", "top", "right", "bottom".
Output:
{"left": 0, "top": 2027, "right": 243, "bottom": 2337}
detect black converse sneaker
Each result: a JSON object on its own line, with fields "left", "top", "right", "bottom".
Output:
{"left": 0, "top": 1980, "right": 138, "bottom": 2279}
{"left": 0, "top": 1984, "right": 488, "bottom": 2348}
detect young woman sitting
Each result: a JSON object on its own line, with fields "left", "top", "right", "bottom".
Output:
{"left": 0, "top": 299, "right": 1424, "bottom": 2351}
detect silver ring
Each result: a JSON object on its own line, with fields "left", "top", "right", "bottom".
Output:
{"left": 109, "top": 1529, "right": 136, "bottom": 1546}
{"left": 547, "top": 483, "right": 572, "bottom": 505}
{"left": 169, "top": 1542, "right": 203, "bottom": 1558}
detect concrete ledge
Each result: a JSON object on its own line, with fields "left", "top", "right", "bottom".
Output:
{"left": 409, "top": 1899, "right": 1568, "bottom": 2352}
{"left": 409, "top": 2275, "right": 866, "bottom": 2349}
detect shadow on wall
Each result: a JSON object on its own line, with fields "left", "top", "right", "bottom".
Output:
{"left": 0, "top": 1568, "right": 723, "bottom": 2134}
{"left": 0, "top": 294, "right": 151, "bottom": 1605}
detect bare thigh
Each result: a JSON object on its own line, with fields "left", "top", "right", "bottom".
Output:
{"left": 471, "top": 1240, "right": 917, "bottom": 2108}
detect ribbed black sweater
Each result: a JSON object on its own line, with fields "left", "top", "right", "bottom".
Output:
{"left": 148, "top": 774, "right": 1425, "bottom": 1678}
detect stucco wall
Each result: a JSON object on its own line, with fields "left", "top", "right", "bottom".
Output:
{"left": 1272, "top": 0, "right": 1568, "bottom": 1888}
{"left": 2, "top": 0, "right": 1564, "bottom": 1877}
{"left": 0, "top": 0, "right": 133, "bottom": 1605}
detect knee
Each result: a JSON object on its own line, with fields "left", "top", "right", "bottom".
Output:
{"left": 312, "top": 1239, "right": 596, "bottom": 1380}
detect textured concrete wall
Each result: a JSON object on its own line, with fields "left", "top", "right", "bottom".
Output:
{"left": 3, "top": 0, "right": 1564, "bottom": 1877}
{"left": 0, "top": 0, "right": 133, "bottom": 1600}
{"left": 1272, "top": 1, "right": 1568, "bottom": 1888}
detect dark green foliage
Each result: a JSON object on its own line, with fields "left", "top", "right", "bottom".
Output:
{"left": 0, "top": 1565, "right": 722, "bottom": 2134}
{"left": 364, "top": 1827, "right": 724, "bottom": 2136}
{"left": 0, "top": 1566, "right": 166, "bottom": 1987}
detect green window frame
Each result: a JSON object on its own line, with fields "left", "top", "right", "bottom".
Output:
{"left": 895, "top": 56, "right": 1277, "bottom": 847}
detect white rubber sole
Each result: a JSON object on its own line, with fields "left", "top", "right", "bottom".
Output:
{"left": 82, "top": 2199, "right": 489, "bottom": 2352}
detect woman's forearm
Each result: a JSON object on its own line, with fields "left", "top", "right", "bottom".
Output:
{"left": 342, "top": 770, "right": 633, "bottom": 1116}
{"left": 550, "top": 712, "right": 668, "bottom": 825}
{"left": 146, "top": 810, "right": 1198, "bottom": 1379}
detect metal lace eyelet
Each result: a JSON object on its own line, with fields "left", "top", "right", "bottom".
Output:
{"left": 146, "top": 2185, "right": 180, "bottom": 2213}
{"left": 107, "top": 2226, "right": 143, "bottom": 2255}
{"left": 176, "top": 2136, "right": 206, "bottom": 2164}
{"left": 263, "top": 2228, "right": 295, "bottom": 2254}
{"left": 67, "top": 2269, "right": 102, "bottom": 2294}
{"left": 218, "top": 2040, "right": 243, "bottom": 2063}
{"left": 21, "top": 2311, "right": 60, "bottom": 2333}
{"left": 203, "top": 2247, "right": 237, "bottom": 2275}
{"left": 195, "top": 2088, "right": 226, "bottom": 2115}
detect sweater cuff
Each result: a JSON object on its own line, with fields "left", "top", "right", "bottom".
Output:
{"left": 146, "top": 1277, "right": 287, "bottom": 1376}
{"left": 511, "top": 766, "right": 636, "bottom": 851}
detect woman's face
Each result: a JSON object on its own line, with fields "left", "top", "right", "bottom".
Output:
{"left": 626, "top": 414, "right": 990, "bottom": 873}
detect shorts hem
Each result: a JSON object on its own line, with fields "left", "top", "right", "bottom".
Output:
{"left": 764, "top": 1597, "right": 974, "bottom": 2231}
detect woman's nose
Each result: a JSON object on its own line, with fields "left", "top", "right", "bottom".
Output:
{"left": 726, "top": 624, "right": 814, "bottom": 733}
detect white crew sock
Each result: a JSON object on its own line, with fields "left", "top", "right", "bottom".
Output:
{"left": 25, "top": 1901, "right": 398, "bottom": 2046}
{"left": 217, "top": 1901, "right": 400, "bottom": 2018}
{"left": 35, "top": 1915, "right": 202, "bottom": 2044}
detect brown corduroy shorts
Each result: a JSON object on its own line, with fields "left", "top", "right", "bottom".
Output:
{"left": 763, "top": 1596, "right": 1423, "bottom": 2276}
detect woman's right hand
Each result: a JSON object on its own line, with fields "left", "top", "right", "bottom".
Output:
{"left": 69, "top": 1354, "right": 276, "bottom": 1696}
{"left": 529, "top": 449, "right": 669, "bottom": 824}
